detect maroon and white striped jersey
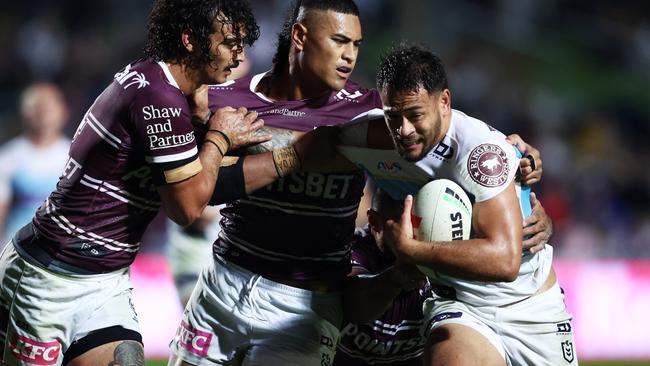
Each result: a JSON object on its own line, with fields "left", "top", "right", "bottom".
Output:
{"left": 20, "top": 59, "right": 202, "bottom": 274}
{"left": 208, "top": 72, "right": 382, "bottom": 283}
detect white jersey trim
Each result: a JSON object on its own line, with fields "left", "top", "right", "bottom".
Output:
{"left": 246, "top": 196, "right": 359, "bottom": 213}
{"left": 80, "top": 175, "right": 160, "bottom": 212}
{"left": 44, "top": 199, "right": 139, "bottom": 252}
{"left": 145, "top": 146, "right": 198, "bottom": 164}
{"left": 237, "top": 197, "right": 359, "bottom": 218}
{"left": 157, "top": 61, "right": 180, "bottom": 90}
{"left": 86, "top": 112, "right": 121, "bottom": 149}
{"left": 248, "top": 71, "right": 275, "bottom": 103}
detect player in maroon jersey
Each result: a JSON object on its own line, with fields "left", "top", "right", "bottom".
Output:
{"left": 168, "top": 1, "right": 380, "bottom": 365}
{"left": 0, "top": 1, "right": 268, "bottom": 365}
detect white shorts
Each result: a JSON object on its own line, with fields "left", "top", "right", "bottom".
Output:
{"left": 422, "top": 282, "right": 577, "bottom": 366}
{"left": 0, "top": 243, "right": 140, "bottom": 366}
{"left": 166, "top": 224, "right": 216, "bottom": 303}
{"left": 170, "top": 255, "right": 342, "bottom": 366}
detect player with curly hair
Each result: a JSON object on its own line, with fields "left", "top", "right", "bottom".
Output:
{"left": 0, "top": 1, "right": 268, "bottom": 365}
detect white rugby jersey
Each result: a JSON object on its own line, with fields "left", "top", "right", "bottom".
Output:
{"left": 0, "top": 136, "right": 70, "bottom": 243}
{"left": 339, "top": 109, "right": 553, "bottom": 307}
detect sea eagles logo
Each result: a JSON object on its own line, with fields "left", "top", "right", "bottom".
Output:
{"left": 561, "top": 340, "right": 575, "bottom": 363}
{"left": 467, "top": 143, "right": 509, "bottom": 187}
{"left": 335, "top": 88, "right": 363, "bottom": 102}
{"left": 114, "top": 64, "right": 150, "bottom": 90}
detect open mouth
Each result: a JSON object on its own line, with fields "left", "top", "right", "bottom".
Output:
{"left": 336, "top": 66, "right": 352, "bottom": 78}
{"left": 399, "top": 137, "right": 422, "bottom": 151}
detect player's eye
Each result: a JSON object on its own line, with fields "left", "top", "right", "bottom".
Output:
{"left": 385, "top": 113, "right": 399, "bottom": 121}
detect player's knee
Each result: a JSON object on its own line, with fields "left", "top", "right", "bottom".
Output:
{"left": 70, "top": 340, "right": 145, "bottom": 366}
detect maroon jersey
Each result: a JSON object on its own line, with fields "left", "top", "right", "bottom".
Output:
{"left": 334, "top": 228, "right": 433, "bottom": 366}
{"left": 208, "top": 72, "right": 382, "bottom": 283}
{"left": 17, "top": 60, "right": 202, "bottom": 274}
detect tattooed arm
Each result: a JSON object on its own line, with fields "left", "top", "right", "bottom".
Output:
{"left": 245, "top": 126, "right": 299, "bottom": 154}
{"left": 230, "top": 126, "right": 302, "bottom": 195}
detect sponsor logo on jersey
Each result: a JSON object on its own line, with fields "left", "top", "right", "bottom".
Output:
{"left": 339, "top": 323, "right": 425, "bottom": 357}
{"left": 321, "top": 352, "right": 332, "bottom": 366}
{"left": 142, "top": 105, "right": 195, "bottom": 150}
{"left": 320, "top": 335, "right": 334, "bottom": 349}
{"left": 335, "top": 88, "right": 363, "bottom": 102}
{"left": 148, "top": 131, "right": 196, "bottom": 150}
{"left": 9, "top": 334, "right": 60, "bottom": 365}
{"left": 176, "top": 321, "right": 213, "bottom": 357}
{"left": 561, "top": 340, "right": 575, "bottom": 363}
{"left": 259, "top": 108, "right": 306, "bottom": 118}
{"left": 267, "top": 173, "right": 355, "bottom": 199}
{"left": 61, "top": 157, "right": 83, "bottom": 180}
{"left": 428, "top": 141, "right": 455, "bottom": 160}
{"left": 377, "top": 161, "right": 402, "bottom": 172}
{"left": 142, "top": 105, "right": 182, "bottom": 121}
{"left": 467, "top": 143, "right": 509, "bottom": 187}
{"left": 122, "top": 165, "right": 155, "bottom": 190}
{"left": 114, "top": 64, "right": 149, "bottom": 90}
{"left": 557, "top": 322, "right": 572, "bottom": 334}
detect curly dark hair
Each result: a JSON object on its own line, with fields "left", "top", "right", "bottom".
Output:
{"left": 376, "top": 43, "right": 449, "bottom": 95}
{"left": 272, "top": 0, "right": 360, "bottom": 77}
{"left": 144, "top": 0, "right": 260, "bottom": 69}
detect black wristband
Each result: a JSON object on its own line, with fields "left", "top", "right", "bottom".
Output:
{"left": 204, "top": 139, "right": 225, "bottom": 157}
{"left": 208, "top": 129, "right": 231, "bottom": 151}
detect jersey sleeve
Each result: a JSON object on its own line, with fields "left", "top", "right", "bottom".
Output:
{"left": 454, "top": 138, "right": 519, "bottom": 202}
{"left": 129, "top": 90, "right": 202, "bottom": 186}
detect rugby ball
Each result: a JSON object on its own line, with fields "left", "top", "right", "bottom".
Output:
{"left": 411, "top": 179, "right": 472, "bottom": 277}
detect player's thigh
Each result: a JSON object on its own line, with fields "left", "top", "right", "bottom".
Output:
{"left": 424, "top": 323, "right": 505, "bottom": 366}
{"left": 498, "top": 283, "right": 578, "bottom": 365}
{"left": 67, "top": 340, "right": 144, "bottom": 366}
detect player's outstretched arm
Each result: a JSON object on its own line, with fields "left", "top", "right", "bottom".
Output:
{"left": 159, "top": 107, "right": 269, "bottom": 226}
{"left": 385, "top": 183, "right": 523, "bottom": 282}
{"left": 522, "top": 192, "right": 553, "bottom": 254}
{"left": 507, "top": 133, "right": 543, "bottom": 185}
{"left": 343, "top": 262, "right": 425, "bottom": 323}
{"left": 210, "top": 126, "right": 357, "bottom": 204}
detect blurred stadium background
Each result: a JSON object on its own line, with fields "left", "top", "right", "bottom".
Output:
{"left": 1, "top": 0, "right": 648, "bottom": 364}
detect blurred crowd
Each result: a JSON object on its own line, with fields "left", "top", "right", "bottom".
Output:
{"left": 0, "top": 0, "right": 648, "bottom": 258}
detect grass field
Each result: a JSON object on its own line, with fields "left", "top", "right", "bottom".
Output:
{"left": 146, "top": 361, "right": 650, "bottom": 366}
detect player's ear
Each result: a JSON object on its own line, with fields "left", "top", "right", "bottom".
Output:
{"left": 291, "top": 22, "right": 308, "bottom": 51}
{"left": 438, "top": 89, "right": 451, "bottom": 114}
{"left": 181, "top": 30, "right": 194, "bottom": 53}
